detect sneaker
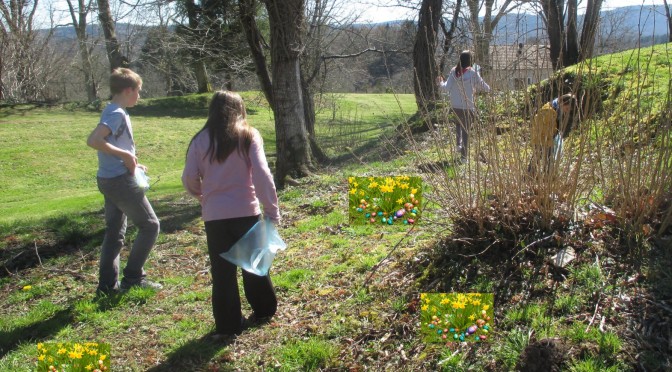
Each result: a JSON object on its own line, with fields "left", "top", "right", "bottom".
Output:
{"left": 95, "top": 281, "right": 120, "bottom": 296}
{"left": 120, "top": 279, "right": 163, "bottom": 291}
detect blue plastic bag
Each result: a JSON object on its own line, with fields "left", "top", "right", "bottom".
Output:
{"left": 220, "top": 218, "right": 286, "bottom": 276}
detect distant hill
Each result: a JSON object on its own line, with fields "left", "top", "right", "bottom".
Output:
{"left": 491, "top": 5, "right": 670, "bottom": 44}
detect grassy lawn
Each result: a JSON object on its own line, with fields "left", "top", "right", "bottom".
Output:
{"left": 1, "top": 44, "right": 671, "bottom": 371}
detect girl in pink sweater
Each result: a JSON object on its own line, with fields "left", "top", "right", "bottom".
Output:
{"left": 182, "top": 91, "right": 280, "bottom": 337}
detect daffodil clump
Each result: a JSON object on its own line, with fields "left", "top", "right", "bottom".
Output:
{"left": 420, "top": 293, "right": 494, "bottom": 344}
{"left": 348, "top": 176, "right": 422, "bottom": 225}
{"left": 36, "top": 342, "right": 110, "bottom": 372}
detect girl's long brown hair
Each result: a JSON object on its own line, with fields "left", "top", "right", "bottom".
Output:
{"left": 188, "top": 91, "right": 255, "bottom": 163}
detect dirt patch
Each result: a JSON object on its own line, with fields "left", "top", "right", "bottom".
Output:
{"left": 517, "top": 338, "right": 571, "bottom": 372}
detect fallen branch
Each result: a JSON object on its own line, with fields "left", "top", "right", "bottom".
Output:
{"left": 363, "top": 224, "right": 416, "bottom": 289}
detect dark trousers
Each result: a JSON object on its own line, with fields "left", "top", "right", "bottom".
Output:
{"left": 452, "top": 108, "right": 476, "bottom": 160}
{"left": 204, "top": 215, "right": 277, "bottom": 335}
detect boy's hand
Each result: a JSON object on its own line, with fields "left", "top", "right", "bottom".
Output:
{"left": 137, "top": 164, "right": 148, "bottom": 172}
{"left": 121, "top": 152, "right": 138, "bottom": 174}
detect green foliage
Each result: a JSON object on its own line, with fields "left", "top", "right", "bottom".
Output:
{"left": 276, "top": 339, "right": 337, "bottom": 371}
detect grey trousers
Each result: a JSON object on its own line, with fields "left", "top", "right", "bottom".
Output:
{"left": 452, "top": 108, "right": 476, "bottom": 159}
{"left": 96, "top": 173, "right": 160, "bottom": 291}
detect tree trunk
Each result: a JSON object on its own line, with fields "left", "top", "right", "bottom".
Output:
{"left": 67, "top": 0, "right": 97, "bottom": 101}
{"left": 412, "top": 0, "right": 442, "bottom": 113}
{"left": 664, "top": 0, "right": 672, "bottom": 43}
{"left": 264, "top": 0, "right": 312, "bottom": 187}
{"left": 301, "top": 73, "right": 328, "bottom": 164}
{"left": 579, "top": 0, "right": 603, "bottom": 60}
{"left": 563, "top": 0, "right": 580, "bottom": 66}
{"left": 239, "top": 0, "right": 274, "bottom": 106}
{"left": 542, "top": 0, "right": 564, "bottom": 70}
{"left": 184, "top": 0, "right": 211, "bottom": 93}
{"left": 439, "top": 0, "right": 462, "bottom": 73}
{"left": 97, "top": 0, "right": 128, "bottom": 71}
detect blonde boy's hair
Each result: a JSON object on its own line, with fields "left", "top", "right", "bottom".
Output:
{"left": 110, "top": 68, "right": 142, "bottom": 95}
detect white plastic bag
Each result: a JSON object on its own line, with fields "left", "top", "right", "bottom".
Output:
{"left": 134, "top": 168, "right": 150, "bottom": 191}
{"left": 220, "top": 218, "right": 286, "bottom": 276}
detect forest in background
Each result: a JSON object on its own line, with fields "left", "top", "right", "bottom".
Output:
{"left": 1, "top": 1, "right": 670, "bottom": 103}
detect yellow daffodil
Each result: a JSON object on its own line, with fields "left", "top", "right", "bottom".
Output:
{"left": 469, "top": 314, "right": 476, "bottom": 321}
{"left": 99, "top": 355, "right": 107, "bottom": 361}
{"left": 69, "top": 350, "right": 83, "bottom": 359}
{"left": 420, "top": 293, "right": 427, "bottom": 299}
{"left": 471, "top": 299, "right": 481, "bottom": 306}
{"left": 38, "top": 354, "right": 46, "bottom": 361}
{"left": 349, "top": 188, "right": 357, "bottom": 195}
{"left": 452, "top": 301, "right": 466, "bottom": 309}
{"left": 482, "top": 304, "right": 490, "bottom": 311}
{"left": 348, "top": 177, "right": 354, "bottom": 183}
{"left": 369, "top": 181, "right": 378, "bottom": 189}
{"left": 440, "top": 298, "right": 450, "bottom": 305}
{"left": 400, "top": 183, "right": 409, "bottom": 190}
{"left": 411, "top": 188, "right": 418, "bottom": 194}
{"left": 380, "top": 184, "right": 394, "bottom": 193}
{"left": 396, "top": 198, "right": 404, "bottom": 204}
{"left": 85, "top": 365, "right": 94, "bottom": 371}
{"left": 421, "top": 304, "right": 428, "bottom": 311}
{"left": 359, "top": 190, "right": 364, "bottom": 196}
{"left": 57, "top": 348, "right": 67, "bottom": 355}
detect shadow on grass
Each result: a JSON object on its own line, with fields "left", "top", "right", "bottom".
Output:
{"left": 0, "top": 196, "right": 201, "bottom": 278}
{"left": 0, "top": 307, "right": 74, "bottom": 358}
{"left": 151, "top": 198, "right": 201, "bottom": 234}
{"left": 0, "top": 211, "right": 104, "bottom": 278}
{"left": 146, "top": 335, "right": 234, "bottom": 371}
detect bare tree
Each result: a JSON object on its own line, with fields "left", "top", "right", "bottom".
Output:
{"left": 66, "top": 0, "right": 98, "bottom": 101}
{"left": 0, "top": 0, "right": 60, "bottom": 101}
{"left": 413, "top": 0, "right": 442, "bottom": 113}
{"left": 178, "top": 0, "right": 211, "bottom": 93}
{"left": 541, "top": 0, "right": 604, "bottom": 69}
{"left": 241, "top": 0, "right": 313, "bottom": 186}
{"left": 96, "top": 0, "right": 129, "bottom": 70}
{"left": 664, "top": 0, "right": 672, "bottom": 43}
{"left": 465, "top": 0, "right": 518, "bottom": 71}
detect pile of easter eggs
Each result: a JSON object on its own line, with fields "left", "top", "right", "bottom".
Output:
{"left": 426, "top": 315, "right": 492, "bottom": 343}
{"left": 355, "top": 198, "right": 421, "bottom": 225}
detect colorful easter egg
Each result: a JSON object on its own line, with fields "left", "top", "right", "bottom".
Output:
{"left": 480, "top": 335, "right": 487, "bottom": 340}
{"left": 403, "top": 220, "right": 408, "bottom": 225}
{"left": 360, "top": 199, "right": 366, "bottom": 204}
{"left": 357, "top": 208, "right": 363, "bottom": 212}
{"left": 483, "top": 325, "right": 490, "bottom": 331}
{"left": 437, "top": 329, "right": 443, "bottom": 335}
{"left": 449, "top": 328, "right": 455, "bottom": 333}
{"left": 429, "top": 324, "right": 435, "bottom": 329}
{"left": 377, "top": 211, "right": 383, "bottom": 216}
{"left": 467, "top": 326, "right": 477, "bottom": 334}
{"left": 370, "top": 218, "right": 376, "bottom": 223}
{"left": 453, "top": 334, "right": 458, "bottom": 340}
{"left": 382, "top": 217, "right": 387, "bottom": 223}
{"left": 366, "top": 213, "right": 371, "bottom": 218}
{"left": 476, "top": 319, "right": 485, "bottom": 326}
{"left": 387, "top": 219, "right": 393, "bottom": 225}
{"left": 459, "top": 335, "right": 465, "bottom": 341}
{"left": 408, "top": 219, "right": 415, "bottom": 224}
{"left": 410, "top": 213, "right": 417, "bottom": 218}
{"left": 442, "top": 334, "right": 447, "bottom": 339}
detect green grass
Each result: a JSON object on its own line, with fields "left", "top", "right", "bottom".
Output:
{"left": 0, "top": 92, "right": 414, "bottom": 225}
{"left": 1, "top": 42, "right": 670, "bottom": 370}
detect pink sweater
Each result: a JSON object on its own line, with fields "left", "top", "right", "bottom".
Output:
{"left": 182, "top": 128, "right": 281, "bottom": 223}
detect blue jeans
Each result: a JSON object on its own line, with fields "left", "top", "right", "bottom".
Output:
{"left": 96, "top": 173, "right": 160, "bottom": 291}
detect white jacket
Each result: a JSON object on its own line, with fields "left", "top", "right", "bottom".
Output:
{"left": 440, "top": 67, "right": 490, "bottom": 110}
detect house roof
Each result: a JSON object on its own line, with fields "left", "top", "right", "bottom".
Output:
{"left": 489, "top": 44, "right": 553, "bottom": 70}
